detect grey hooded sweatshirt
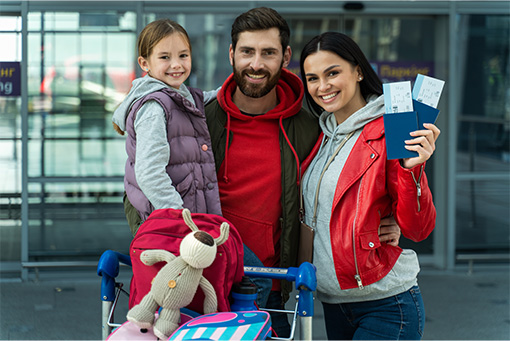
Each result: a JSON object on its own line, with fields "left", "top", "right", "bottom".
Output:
{"left": 302, "top": 95, "right": 419, "bottom": 304}
{"left": 112, "top": 75, "right": 218, "bottom": 212}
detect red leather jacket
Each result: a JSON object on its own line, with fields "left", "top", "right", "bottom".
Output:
{"left": 308, "top": 116, "right": 436, "bottom": 290}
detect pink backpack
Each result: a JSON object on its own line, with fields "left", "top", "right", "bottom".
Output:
{"left": 128, "top": 208, "right": 244, "bottom": 314}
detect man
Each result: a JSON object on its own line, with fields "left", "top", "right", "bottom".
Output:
{"left": 205, "top": 7, "right": 317, "bottom": 337}
{"left": 205, "top": 7, "right": 400, "bottom": 337}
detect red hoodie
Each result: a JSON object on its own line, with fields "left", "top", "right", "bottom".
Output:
{"left": 216, "top": 69, "right": 304, "bottom": 283}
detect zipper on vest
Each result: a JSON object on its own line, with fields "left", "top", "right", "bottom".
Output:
{"left": 410, "top": 165, "right": 424, "bottom": 212}
{"left": 352, "top": 176, "right": 364, "bottom": 290}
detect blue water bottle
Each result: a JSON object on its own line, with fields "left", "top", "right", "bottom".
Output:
{"left": 230, "top": 276, "right": 258, "bottom": 311}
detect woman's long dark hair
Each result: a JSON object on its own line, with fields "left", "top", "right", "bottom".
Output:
{"left": 299, "top": 32, "right": 383, "bottom": 117}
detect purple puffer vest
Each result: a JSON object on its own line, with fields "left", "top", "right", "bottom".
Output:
{"left": 124, "top": 87, "right": 222, "bottom": 221}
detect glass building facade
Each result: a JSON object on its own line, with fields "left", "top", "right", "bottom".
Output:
{"left": 0, "top": 1, "right": 508, "bottom": 279}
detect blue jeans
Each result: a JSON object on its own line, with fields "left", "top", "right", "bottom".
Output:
{"left": 243, "top": 245, "right": 290, "bottom": 338}
{"left": 243, "top": 245, "right": 271, "bottom": 308}
{"left": 266, "top": 290, "right": 291, "bottom": 338}
{"left": 322, "top": 286, "right": 425, "bottom": 340}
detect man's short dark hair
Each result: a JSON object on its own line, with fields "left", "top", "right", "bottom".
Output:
{"left": 231, "top": 7, "right": 290, "bottom": 53}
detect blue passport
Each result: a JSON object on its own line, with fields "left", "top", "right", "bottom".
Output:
{"left": 414, "top": 100, "right": 440, "bottom": 128}
{"left": 384, "top": 111, "right": 419, "bottom": 160}
{"left": 383, "top": 100, "right": 440, "bottom": 160}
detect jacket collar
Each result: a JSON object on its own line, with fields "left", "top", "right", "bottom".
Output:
{"left": 360, "top": 116, "right": 385, "bottom": 142}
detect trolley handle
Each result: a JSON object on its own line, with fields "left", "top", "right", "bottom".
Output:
{"left": 243, "top": 262, "right": 317, "bottom": 319}
{"left": 243, "top": 262, "right": 317, "bottom": 291}
{"left": 97, "top": 250, "right": 131, "bottom": 301}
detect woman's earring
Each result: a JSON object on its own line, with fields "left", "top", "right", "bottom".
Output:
{"left": 359, "top": 77, "right": 363, "bottom": 81}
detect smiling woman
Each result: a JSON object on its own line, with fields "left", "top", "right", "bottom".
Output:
{"left": 303, "top": 51, "right": 366, "bottom": 124}
{"left": 300, "top": 31, "right": 440, "bottom": 340}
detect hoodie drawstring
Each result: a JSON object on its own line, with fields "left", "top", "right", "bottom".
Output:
{"left": 223, "top": 115, "right": 300, "bottom": 186}
{"left": 279, "top": 116, "right": 301, "bottom": 186}
{"left": 223, "top": 113, "right": 231, "bottom": 183}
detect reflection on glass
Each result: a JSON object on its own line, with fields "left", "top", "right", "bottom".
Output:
{"left": 44, "top": 12, "right": 80, "bottom": 31}
{"left": 458, "top": 15, "right": 509, "bottom": 170}
{"left": 27, "top": 33, "right": 42, "bottom": 66}
{"left": 27, "top": 11, "right": 137, "bottom": 182}
{"left": 27, "top": 181, "right": 130, "bottom": 261}
{"left": 22, "top": 10, "right": 136, "bottom": 262}
{"left": 456, "top": 180, "right": 509, "bottom": 251}
{"left": 0, "top": 15, "right": 22, "bottom": 224}
{"left": 0, "top": 98, "right": 20, "bottom": 137}
{"left": 27, "top": 12, "right": 41, "bottom": 31}
{"left": 457, "top": 120, "right": 510, "bottom": 172}
{"left": 456, "top": 14, "right": 510, "bottom": 255}
{"left": 40, "top": 138, "right": 125, "bottom": 177}
{"left": 0, "top": 16, "right": 21, "bottom": 30}
{"left": 0, "top": 33, "right": 21, "bottom": 60}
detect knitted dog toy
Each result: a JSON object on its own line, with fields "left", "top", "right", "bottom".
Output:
{"left": 126, "top": 209, "right": 230, "bottom": 340}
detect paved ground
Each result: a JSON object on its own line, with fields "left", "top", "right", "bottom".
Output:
{"left": 0, "top": 264, "right": 509, "bottom": 340}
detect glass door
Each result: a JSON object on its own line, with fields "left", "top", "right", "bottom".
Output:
{"left": 25, "top": 10, "right": 138, "bottom": 265}
{"left": 455, "top": 14, "right": 509, "bottom": 257}
{"left": 0, "top": 14, "right": 22, "bottom": 268}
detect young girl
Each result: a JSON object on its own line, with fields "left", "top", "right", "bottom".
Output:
{"left": 112, "top": 19, "right": 221, "bottom": 236}
{"left": 299, "top": 32, "right": 440, "bottom": 340}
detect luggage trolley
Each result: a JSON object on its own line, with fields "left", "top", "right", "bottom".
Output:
{"left": 97, "top": 250, "right": 317, "bottom": 340}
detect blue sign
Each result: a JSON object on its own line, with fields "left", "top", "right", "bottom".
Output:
{"left": 0, "top": 61, "right": 21, "bottom": 96}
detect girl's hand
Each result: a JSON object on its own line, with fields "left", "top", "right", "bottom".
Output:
{"left": 402, "top": 123, "right": 441, "bottom": 169}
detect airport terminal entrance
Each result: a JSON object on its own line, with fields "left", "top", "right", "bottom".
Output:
{"left": 0, "top": 1, "right": 508, "bottom": 279}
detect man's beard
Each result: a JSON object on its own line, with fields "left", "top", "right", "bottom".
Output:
{"left": 232, "top": 60, "right": 283, "bottom": 98}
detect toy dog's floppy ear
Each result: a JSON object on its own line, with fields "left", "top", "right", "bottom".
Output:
{"left": 140, "top": 249, "right": 176, "bottom": 266}
{"left": 182, "top": 209, "right": 199, "bottom": 232}
{"left": 182, "top": 208, "right": 229, "bottom": 245}
{"left": 214, "top": 222, "right": 229, "bottom": 246}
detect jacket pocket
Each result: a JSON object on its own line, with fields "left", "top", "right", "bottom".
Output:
{"left": 359, "top": 230, "right": 382, "bottom": 250}
{"left": 358, "top": 230, "right": 383, "bottom": 271}
{"left": 176, "top": 172, "right": 195, "bottom": 197}
{"left": 222, "top": 208, "right": 275, "bottom": 266}
{"left": 175, "top": 172, "right": 197, "bottom": 210}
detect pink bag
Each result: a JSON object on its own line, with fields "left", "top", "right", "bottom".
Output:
{"left": 129, "top": 208, "right": 244, "bottom": 314}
